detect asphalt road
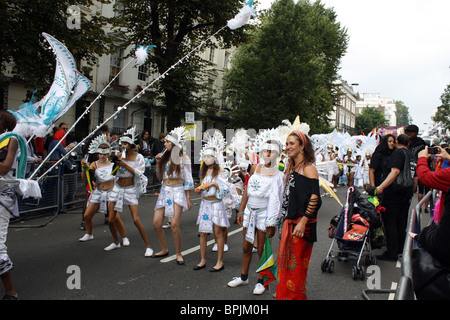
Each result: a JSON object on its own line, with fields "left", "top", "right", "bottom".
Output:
{"left": 4, "top": 183, "right": 413, "bottom": 302}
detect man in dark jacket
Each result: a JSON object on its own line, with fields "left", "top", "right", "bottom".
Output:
{"left": 405, "top": 124, "right": 428, "bottom": 209}
{"left": 375, "top": 134, "right": 413, "bottom": 260}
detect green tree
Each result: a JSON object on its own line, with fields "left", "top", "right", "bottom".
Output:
{"left": 355, "top": 106, "right": 388, "bottom": 135}
{"left": 432, "top": 83, "right": 450, "bottom": 130}
{"left": 395, "top": 100, "right": 412, "bottom": 126}
{"left": 0, "top": 0, "right": 112, "bottom": 98}
{"left": 223, "top": 0, "right": 348, "bottom": 134}
{"left": 108, "top": 0, "right": 248, "bottom": 131}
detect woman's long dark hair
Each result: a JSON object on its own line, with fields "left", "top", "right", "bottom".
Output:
{"left": 158, "top": 144, "right": 182, "bottom": 177}
{"left": 374, "top": 134, "right": 395, "bottom": 155}
{"left": 200, "top": 161, "right": 220, "bottom": 181}
{"left": 284, "top": 132, "right": 315, "bottom": 184}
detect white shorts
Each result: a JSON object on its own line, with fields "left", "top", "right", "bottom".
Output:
{"left": 242, "top": 206, "right": 268, "bottom": 244}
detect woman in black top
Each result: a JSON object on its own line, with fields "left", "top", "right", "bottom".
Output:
{"left": 276, "top": 130, "right": 321, "bottom": 300}
{"left": 369, "top": 134, "right": 395, "bottom": 188}
{"left": 375, "top": 134, "right": 413, "bottom": 261}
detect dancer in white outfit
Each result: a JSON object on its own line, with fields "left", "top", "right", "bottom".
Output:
{"left": 194, "top": 129, "right": 231, "bottom": 272}
{"left": 153, "top": 126, "right": 194, "bottom": 265}
{"left": 228, "top": 128, "right": 284, "bottom": 295}
{"left": 106, "top": 127, "right": 153, "bottom": 257}
{"left": 79, "top": 134, "right": 128, "bottom": 244}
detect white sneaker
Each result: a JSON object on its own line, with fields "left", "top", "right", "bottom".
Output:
{"left": 144, "top": 248, "right": 154, "bottom": 257}
{"left": 104, "top": 242, "right": 121, "bottom": 251}
{"left": 212, "top": 243, "right": 228, "bottom": 252}
{"left": 253, "top": 283, "right": 266, "bottom": 295}
{"left": 122, "top": 237, "right": 130, "bottom": 247}
{"left": 228, "top": 277, "right": 249, "bottom": 287}
{"left": 79, "top": 234, "right": 94, "bottom": 242}
{"left": 162, "top": 222, "right": 171, "bottom": 229}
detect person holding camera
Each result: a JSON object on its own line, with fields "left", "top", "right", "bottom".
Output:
{"left": 410, "top": 145, "right": 450, "bottom": 269}
{"left": 416, "top": 146, "right": 450, "bottom": 224}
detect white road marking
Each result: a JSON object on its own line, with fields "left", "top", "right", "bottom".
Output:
{"left": 160, "top": 227, "right": 243, "bottom": 263}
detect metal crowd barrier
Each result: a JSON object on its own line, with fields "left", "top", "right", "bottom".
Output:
{"left": 361, "top": 189, "right": 435, "bottom": 300}
{"left": 10, "top": 160, "right": 87, "bottom": 228}
{"left": 394, "top": 190, "right": 435, "bottom": 300}
{"left": 8, "top": 159, "right": 179, "bottom": 228}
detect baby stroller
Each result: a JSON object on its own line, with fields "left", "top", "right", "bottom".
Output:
{"left": 321, "top": 187, "right": 379, "bottom": 280}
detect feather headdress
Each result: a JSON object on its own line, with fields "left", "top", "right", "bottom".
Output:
{"left": 119, "top": 126, "right": 138, "bottom": 145}
{"left": 200, "top": 129, "right": 226, "bottom": 163}
{"left": 253, "top": 128, "right": 284, "bottom": 154}
{"left": 166, "top": 126, "right": 188, "bottom": 148}
{"left": 278, "top": 116, "right": 311, "bottom": 141}
{"left": 221, "top": 160, "right": 241, "bottom": 183}
{"left": 227, "top": 128, "right": 251, "bottom": 154}
{"left": 88, "top": 134, "right": 110, "bottom": 154}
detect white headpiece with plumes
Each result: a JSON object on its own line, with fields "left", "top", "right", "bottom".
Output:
{"left": 88, "top": 134, "right": 111, "bottom": 154}
{"left": 166, "top": 126, "right": 188, "bottom": 148}
{"left": 276, "top": 116, "right": 311, "bottom": 148}
{"left": 221, "top": 160, "right": 241, "bottom": 183}
{"left": 200, "top": 129, "right": 226, "bottom": 163}
{"left": 119, "top": 126, "right": 138, "bottom": 145}
{"left": 227, "top": 128, "right": 251, "bottom": 154}
{"left": 253, "top": 128, "right": 284, "bottom": 154}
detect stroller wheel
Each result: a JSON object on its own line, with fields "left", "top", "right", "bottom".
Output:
{"left": 351, "top": 265, "right": 365, "bottom": 280}
{"left": 351, "top": 266, "right": 357, "bottom": 280}
{"left": 358, "top": 266, "right": 365, "bottom": 280}
{"left": 321, "top": 259, "right": 329, "bottom": 272}
{"left": 328, "top": 260, "right": 335, "bottom": 273}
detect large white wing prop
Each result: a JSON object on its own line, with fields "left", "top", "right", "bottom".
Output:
{"left": 9, "top": 33, "right": 91, "bottom": 138}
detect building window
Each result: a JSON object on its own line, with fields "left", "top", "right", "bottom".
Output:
{"left": 110, "top": 50, "right": 123, "bottom": 84}
{"left": 138, "top": 64, "right": 148, "bottom": 81}
{"left": 209, "top": 48, "right": 215, "bottom": 62}
{"left": 113, "top": 105, "right": 126, "bottom": 132}
{"left": 224, "top": 51, "right": 230, "bottom": 69}
{"left": 208, "top": 79, "right": 214, "bottom": 99}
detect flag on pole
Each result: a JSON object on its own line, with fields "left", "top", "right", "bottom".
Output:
{"left": 256, "top": 235, "right": 277, "bottom": 289}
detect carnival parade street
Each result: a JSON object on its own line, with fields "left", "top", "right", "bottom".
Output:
{"left": 6, "top": 184, "right": 409, "bottom": 301}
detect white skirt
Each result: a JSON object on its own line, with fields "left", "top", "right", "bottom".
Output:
{"left": 109, "top": 183, "right": 139, "bottom": 212}
{"left": 196, "top": 199, "right": 229, "bottom": 233}
{"left": 87, "top": 188, "right": 114, "bottom": 214}
{"left": 154, "top": 184, "right": 189, "bottom": 217}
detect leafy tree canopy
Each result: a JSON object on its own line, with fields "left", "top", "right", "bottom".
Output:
{"left": 108, "top": 0, "right": 250, "bottom": 130}
{"left": 0, "top": 0, "right": 113, "bottom": 97}
{"left": 223, "top": 0, "right": 348, "bottom": 134}
{"left": 432, "top": 83, "right": 450, "bottom": 130}
{"left": 355, "top": 106, "right": 388, "bottom": 135}
{"left": 395, "top": 100, "right": 412, "bottom": 127}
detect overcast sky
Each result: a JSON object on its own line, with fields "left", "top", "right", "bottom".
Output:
{"left": 257, "top": 0, "right": 450, "bottom": 130}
